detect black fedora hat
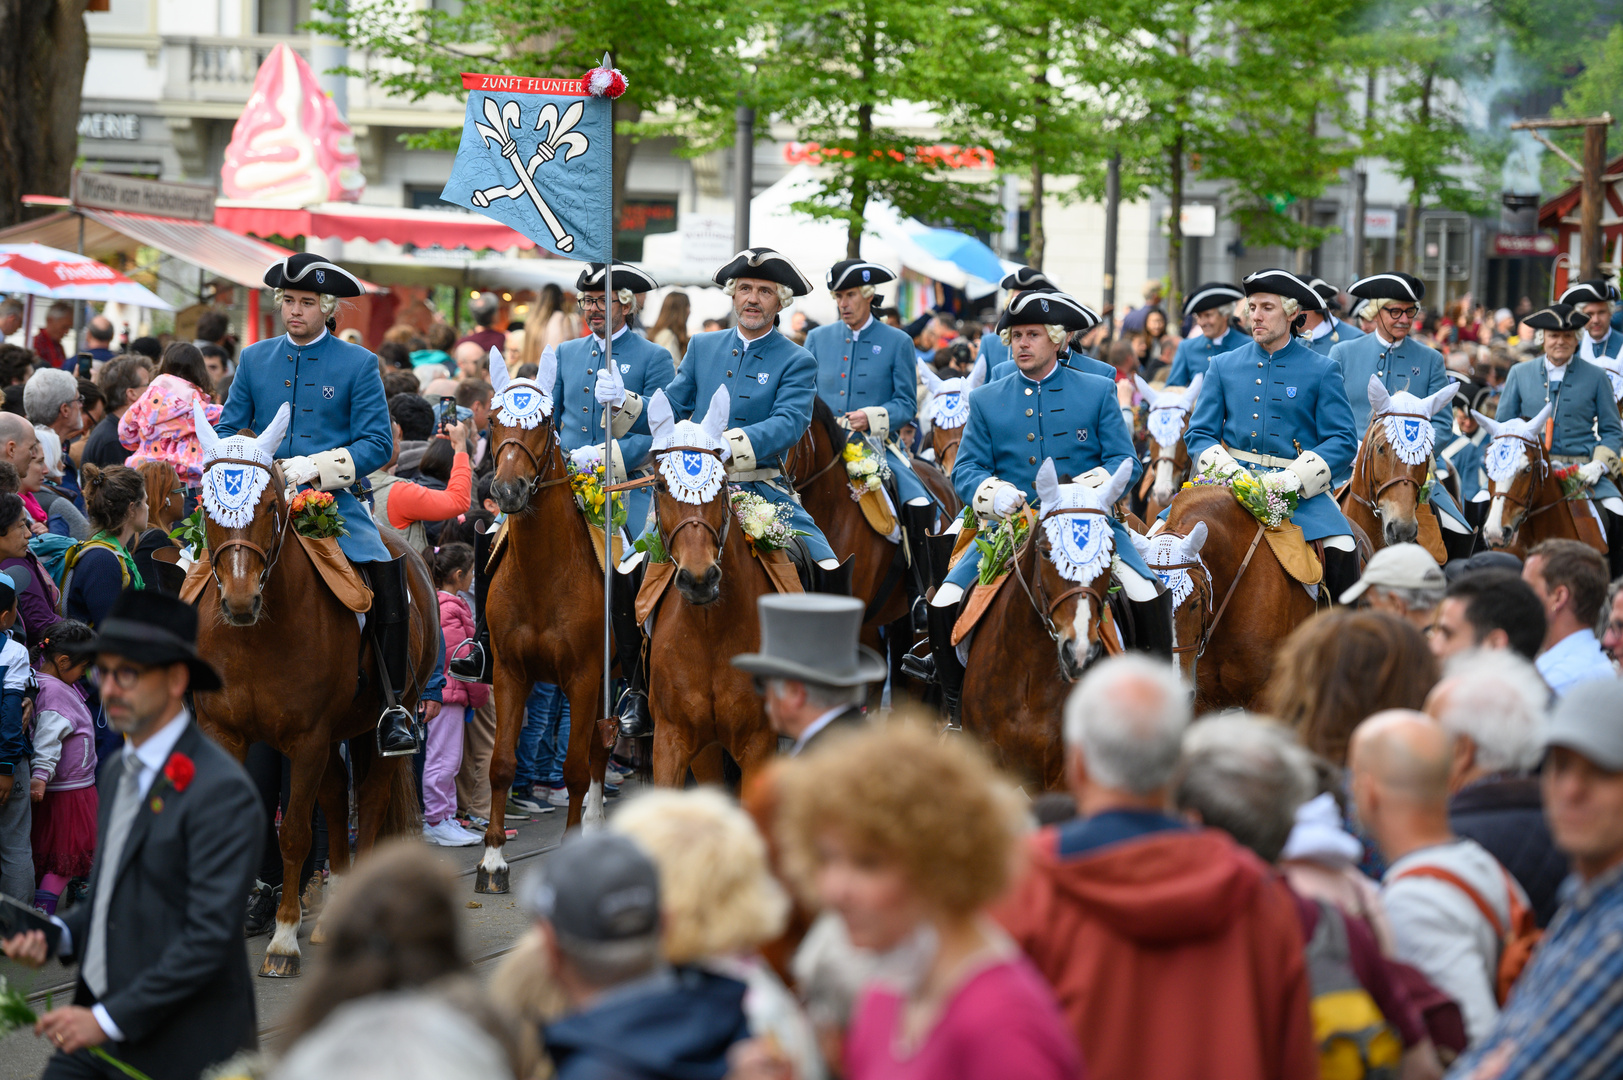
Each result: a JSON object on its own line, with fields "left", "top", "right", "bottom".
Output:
{"left": 72, "top": 589, "right": 223, "bottom": 692}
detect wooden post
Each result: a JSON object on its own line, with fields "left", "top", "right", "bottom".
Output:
{"left": 1582, "top": 121, "right": 1608, "bottom": 279}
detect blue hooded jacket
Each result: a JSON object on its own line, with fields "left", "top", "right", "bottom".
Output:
{"left": 544, "top": 967, "right": 750, "bottom": 1080}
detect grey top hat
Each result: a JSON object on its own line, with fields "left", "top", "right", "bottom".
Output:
{"left": 731, "top": 594, "right": 887, "bottom": 687}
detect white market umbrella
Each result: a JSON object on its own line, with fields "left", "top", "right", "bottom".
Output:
{"left": 0, "top": 243, "right": 173, "bottom": 310}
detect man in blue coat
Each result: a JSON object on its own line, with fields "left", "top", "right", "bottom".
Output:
{"left": 554, "top": 261, "right": 674, "bottom": 738}
{"left": 975, "top": 265, "right": 1055, "bottom": 372}
{"left": 217, "top": 253, "right": 418, "bottom": 756}
{"left": 1165, "top": 282, "right": 1249, "bottom": 386}
{"left": 1183, "top": 269, "right": 1362, "bottom": 601}
{"left": 1561, "top": 279, "right": 1623, "bottom": 363}
{"left": 613, "top": 248, "right": 847, "bottom": 591}
{"left": 1301, "top": 277, "right": 1365, "bottom": 357}
{"left": 903, "top": 290, "right": 1167, "bottom": 723}
{"left": 1495, "top": 303, "right": 1623, "bottom": 566}
{"left": 1328, "top": 271, "right": 1469, "bottom": 535}
{"left": 805, "top": 258, "right": 939, "bottom": 584}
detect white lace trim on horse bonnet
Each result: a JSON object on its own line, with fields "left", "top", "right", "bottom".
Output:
{"left": 925, "top": 385, "right": 971, "bottom": 430}
{"left": 1484, "top": 421, "right": 1539, "bottom": 484}
{"left": 1147, "top": 402, "right": 1191, "bottom": 449}
{"left": 1138, "top": 531, "right": 1203, "bottom": 609}
{"left": 1377, "top": 391, "right": 1438, "bottom": 466}
{"left": 493, "top": 378, "right": 553, "bottom": 431}
{"left": 201, "top": 438, "right": 273, "bottom": 530}
{"left": 1040, "top": 484, "right": 1115, "bottom": 585}
{"left": 654, "top": 420, "right": 726, "bottom": 505}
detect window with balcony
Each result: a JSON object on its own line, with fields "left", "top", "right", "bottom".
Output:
{"left": 258, "top": 0, "right": 314, "bottom": 35}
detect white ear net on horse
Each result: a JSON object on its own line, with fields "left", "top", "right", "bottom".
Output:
{"left": 653, "top": 386, "right": 728, "bottom": 505}
{"left": 195, "top": 400, "right": 288, "bottom": 530}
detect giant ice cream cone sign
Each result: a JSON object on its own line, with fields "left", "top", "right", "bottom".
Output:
{"left": 221, "top": 43, "right": 365, "bottom": 205}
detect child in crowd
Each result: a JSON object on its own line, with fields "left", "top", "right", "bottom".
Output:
{"left": 27, "top": 619, "right": 95, "bottom": 914}
{"left": 425, "top": 543, "right": 486, "bottom": 847}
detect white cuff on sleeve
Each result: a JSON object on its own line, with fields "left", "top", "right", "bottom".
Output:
{"left": 972, "top": 478, "right": 1019, "bottom": 520}
{"left": 311, "top": 448, "right": 357, "bottom": 491}
{"left": 93, "top": 1004, "right": 125, "bottom": 1043}
{"left": 610, "top": 391, "right": 643, "bottom": 439}
{"left": 723, "top": 428, "right": 757, "bottom": 474}
{"left": 1196, "top": 444, "right": 1242, "bottom": 478}
{"left": 1287, "top": 451, "right": 1333, "bottom": 500}
{"left": 859, "top": 406, "right": 890, "bottom": 443}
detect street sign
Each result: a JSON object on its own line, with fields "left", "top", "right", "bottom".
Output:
{"left": 1364, "top": 209, "right": 1398, "bottom": 240}
{"left": 72, "top": 170, "right": 217, "bottom": 222}
{"left": 1492, "top": 234, "right": 1558, "bottom": 257}
{"left": 678, "top": 213, "right": 735, "bottom": 277}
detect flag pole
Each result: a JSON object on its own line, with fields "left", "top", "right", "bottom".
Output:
{"left": 601, "top": 55, "right": 617, "bottom": 751}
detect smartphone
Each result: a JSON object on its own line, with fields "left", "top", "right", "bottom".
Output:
{"left": 75, "top": 352, "right": 94, "bottom": 378}
{"left": 438, "top": 395, "right": 457, "bottom": 432}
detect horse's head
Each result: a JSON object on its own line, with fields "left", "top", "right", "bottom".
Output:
{"left": 917, "top": 357, "right": 985, "bottom": 475}
{"left": 486, "top": 346, "right": 562, "bottom": 514}
{"left": 1135, "top": 373, "right": 1203, "bottom": 505}
{"left": 1129, "top": 522, "right": 1211, "bottom": 681}
{"left": 1362, "top": 376, "right": 1457, "bottom": 546}
{"left": 1032, "top": 457, "right": 1134, "bottom": 681}
{"left": 1473, "top": 402, "right": 1553, "bottom": 547}
{"left": 649, "top": 386, "right": 732, "bottom": 606}
{"left": 139, "top": 460, "right": 187, "bottom": 533}
{"left": 194, "top": 400, "right": 292, "bottom": 626}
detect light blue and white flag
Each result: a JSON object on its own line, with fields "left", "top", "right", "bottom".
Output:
{"left": 441, "top": 73, "right": 611, "bottom": 261}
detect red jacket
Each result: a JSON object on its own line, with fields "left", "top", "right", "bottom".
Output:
{"left": 993, "top": 818, "right": 1317, "bottom": 1080}
{"left": 436, "top": 591, "right": 488, "bottom": 708}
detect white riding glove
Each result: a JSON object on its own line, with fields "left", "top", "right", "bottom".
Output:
{"left": 1579, "top": 460, "right": 1607, "bottom": 486}
{"left": 594, "top": 366, "right": 627, "bottom": 408}
{"left": 279, "top": 456, "right": 319, "bottom": 488}
{"left": 992, "top": 485, "right": 1026, "bottom": 518}
{"left": 569, "top": 446, "right": 603, "bottom": 472}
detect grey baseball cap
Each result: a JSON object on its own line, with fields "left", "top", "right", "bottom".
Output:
{"left": 1340, "top": 543, "right": 1446, "bottom": 604}
{"left": 1543, "top": 679, "right": 1623, "bottom": 771}
{"left": 520, "top": 832, "right": 660, "bottom": 942}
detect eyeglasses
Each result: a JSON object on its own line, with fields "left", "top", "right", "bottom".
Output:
{"left": 93, "top": 662, "right": 151, "bottom": 690}
{"left": 1384, "top": 305, "right": 1421, "bottom": 320}
{"left": 578, "top": 296, "right": 610, "bottom": 311}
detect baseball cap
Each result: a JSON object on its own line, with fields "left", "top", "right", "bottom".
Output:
{"left": 1544, "top": 679, "right": 1623, "bottom": 771}
{"left": 1339, "top": 543, "right": 1446, "bottom": 604}
{"left": 520, "top": 832, "right": 660, "bottom": 942}
{"left": 1443, "top": 549, "right": 1523, "bottom": 583}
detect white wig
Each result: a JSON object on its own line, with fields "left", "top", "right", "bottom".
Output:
{"left": 273, "top": 287, "right": 339, "bottom": 316}
{"left": 723, "top": 278, "right": 796, "bottom": 309}
{"left": 998, "top": 324, "right": 1068, "bottom": 346}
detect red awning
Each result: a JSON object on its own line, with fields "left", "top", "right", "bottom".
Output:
{"left": 214, "top": 200, "right": 537, "bottom": 251}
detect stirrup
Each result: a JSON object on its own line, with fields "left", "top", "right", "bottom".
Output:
{"left": 376, "top": 705, "right": 420, "bottom": 757}
{"left": 900, "top": 648, "right": 935, "bottom": 683}
{"left": 447, "top": 637, "right": 488, "bottom": 683}
{"left": 615, "top": 687, "right": 654, "bottom": 739}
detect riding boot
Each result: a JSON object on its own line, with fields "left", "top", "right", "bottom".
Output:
{"left": 911, "top": 601, "right": 963, "bottom": 728}
{"left": 449, "top": 527, "right": 494, "bottom": 683}
{"left": 900, "top": 502, "right": 938, "bottom": 633}
{"left": 610, "top": 568, "right": 654, "bottom": 739}
{"left": 1322, "top": 546, "right": 1362, "bottom": 607}
{"left": 1124, "top": 591, "right": 1175, "bottom": 660}
{"left": 363, "top": 556, "right": 420, "bottom": 757}
{"left": 815, "top": 555, "right": 855, "bottom": 596}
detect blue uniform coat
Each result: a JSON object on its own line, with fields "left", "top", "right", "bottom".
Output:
{"left": 219, "top": 331, "right": 393, "bottom": 562}
{"left": 1166, "top": 326, "right": 1250, "bottom": 386}
{"left": 1184, "top": 338, "right": 1359, "bottom": 542}
{"left": 1581, "top": 327, "right": 1623, "bottom": 361}
{"left": 975, "top": 332, "right": 1010, "bottom": 371}
{"left": 658, "top": 327, "right": 834, "bottom": 562}
{"left": 555, "top": 327, "right": 675, "bottom": 531}
{"left": 805, "top": 316, "right": 934, "bottom": 506}
{"left": 1497, "top": 355, "right": 1623, "bottom": 502}
{"left": 947, "top": 364, "right": 1152, "bottom": 589}
{"left": 1304, "top": 317, "right": 1365, "bottom": 357}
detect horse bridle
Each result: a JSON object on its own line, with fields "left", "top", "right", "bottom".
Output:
{"left": 493, "top": 421, "right": 572, "bottom": 503}
{"left": 1346, "top": 411, "right": 1431, "bottom": 521}
{"left": 648, "top": 445, "right": 732, "bottom": 555}
{"left": 1486, "top": 432, "right": 1560, "bottom": 527}
{"left": 1013, "top": 508, "right": 1111, "bottom": 645}
{"left": 934, "top": 427, "right": 964, "bottom": 475}
{"left": 202, "top": 457, "right": 291, "bottom": 594}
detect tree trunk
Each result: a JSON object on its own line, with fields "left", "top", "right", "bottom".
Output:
{"left": 1295, "top": 112, "right": 1317, "bottom": 275}
{"left": 1403, "top": 69, "right": 1434, "bottom": 275}
{"left": 1028, "top": 160, "right": 1045, "bottom": 269}
{"left": 1167, "top": 132, "right": 1185, "bottom": 324}
{"left": 0, "top": 1, "right": 90, "bottom": 227}
{"left": 847, "top": 100, "right": 873, "bottom": 259}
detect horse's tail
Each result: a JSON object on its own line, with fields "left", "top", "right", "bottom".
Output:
{"left": 377, "top": 753, "right": 422, "bottom": 839}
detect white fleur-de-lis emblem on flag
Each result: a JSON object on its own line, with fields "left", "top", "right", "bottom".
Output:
{"left": 469, "top": 97, "right": 591, "bottom": 253}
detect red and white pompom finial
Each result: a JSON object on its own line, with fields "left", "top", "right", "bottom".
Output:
{"left": 584, "top": 53, "right": 627, "bottom": 99}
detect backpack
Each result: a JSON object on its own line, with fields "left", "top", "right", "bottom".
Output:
{"left": 58, "top": 535, "right": 133, "bottom": 613}
{"left": 28, "top": 533, "right": 76, "bottom": 590}
{"left": 1391, "top": 863, "right": 1541, "bottom": 1004}
{"left": 1305, "top": 899, "right": 1404, "bottom": 1080}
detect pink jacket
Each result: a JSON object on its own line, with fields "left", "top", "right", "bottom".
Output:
{"left": 437, "top": 590, "right": 488, "bottom": 708}
{"left": 118, "top": 374, "right": 223, "bottom": 485}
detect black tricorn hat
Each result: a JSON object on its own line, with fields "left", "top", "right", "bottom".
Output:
{"left": 263, "top": 253, "right": 364, "bottom": 298}
{"left": 1348, "top": 271, "right": 1425, "bottom": 304}
{"left": 1000, "top": 266, "right": 1057, "bottom": 292}
{"left": 1522, "top": 303, "right": 1589, "bottom": 332}
{"left": 70, "top": 589, "right": 223, "bottom": 692}
{"left": 1182, "top": 282, "right": 1244, "bottom": 318}
{"left": 1242, "top": 269, "right": 1326, "bottom": 313}
{"left": 575, "top": 261, "right": 659, "bottom": 294}
{"left": 712, "top": 248, "right": 814, "bottom": 296}
{"left": 826, "top": 259, "right": 896, "bottom": 293}
{"left": 995, "top": 290, "right": 1101, "bottom": 333}
{"left": 1558, "top": 279, "right": 1620, "bottom": 306}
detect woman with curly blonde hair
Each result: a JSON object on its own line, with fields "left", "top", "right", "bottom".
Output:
{"left": 772, "top": 722, "right": 1083, "bottom": 1080}
{"left": 612, "top": 787, "right": 823, "bottom": 1080}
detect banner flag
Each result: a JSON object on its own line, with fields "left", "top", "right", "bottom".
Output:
{"left": 441, "top": 73, "right": 610, "bottom": 261}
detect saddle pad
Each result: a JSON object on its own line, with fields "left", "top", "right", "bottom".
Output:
{"left": 179, "top": 557, "right": 210, "bottom": 606}
{"left": 636, "top": 560, "right": 675, "bottom": 624}
{"left": 1571, "top": 498, "right": 1610, "bottom": 554}
{"left": 299, "top": 533, "right": 373, "bottom": 613}
{"left": 858, "top": 486, "right": 900, "bottom": 541}
{"left": 1415, "top": 503, "right": 1447, "bottom": 564}
{"left": 757, "top": 547, "right": 804, "bottom": 595}
{"left": 1263, "top": 523, "right": 1323, "bottom": 586}
{"left": 586, "top": 526, "right": 625, "bottom": 575}
{"left": 952, "top": 571, "right": 1009, "bottom": 646}
{"left": 486, "top": 517, "right": 510, "bottom": 571}
{"left": 948, "top": 524, "right": 978, "bottom": 570}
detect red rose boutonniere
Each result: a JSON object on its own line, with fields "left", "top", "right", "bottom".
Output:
{"left": 162, "top": 752, "right": 195, "bottom": 793}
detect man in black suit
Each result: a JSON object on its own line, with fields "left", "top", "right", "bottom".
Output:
{"left": 2, "top": 590, "right": 263, "bottom": 1080}
{"left": 732, "top": 594, "right": 884, "bottom": 757}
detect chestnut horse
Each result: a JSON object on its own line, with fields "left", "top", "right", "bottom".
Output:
{"left": 917, "top": 357, "right": 986, "bottom": 477}
{"left": 1134, "top": 374, "right": 1203, "bottom": 522}
{"left": 960, "top": 460, "right": 1133, "bottom": 792}
{"left": 1162, "top": 485, "right": 1318, "bottom": 712}
{"left": 1338, "top": 378, "right": 1457, "bottom": 552}
{"left": 190, "top": 404, "right": 436, "bottom": 977}
{"left": 1474, "top": 403, "right": 1608, "bottom": 558}
{"left": 1127, "top": 523, "right": 1213, "bottom": 684}
{"left": 643, "top": 387, "right": 778, "bottom": 788}
{"left": 480, "top": 351, "right": 613, "bottom": 891}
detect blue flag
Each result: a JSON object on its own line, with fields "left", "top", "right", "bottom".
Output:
{"left": 441, "top": 73, "right": 611, "bottom": 261}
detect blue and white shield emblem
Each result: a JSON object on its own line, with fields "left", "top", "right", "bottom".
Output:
{"left": 322, "top": 385, "right": 336, "bottom": 400}
{"left": 1402, "top": 418, "right": 1422, "bottom": 443}
{"left": 681, "top": 452, "right": 706, "bottom": 478}
{"left": 756, "top": 372, "right": 769, "bottom": 385}
{"left": 620, "top": 364, "right": 631, "bottom": 374}
{"left": 1076, "top": 428, "right": 1088, "bottom": 443}
{"left": 221, "top": 467, "right": 246, "bottom": 498}
{"left": 872, "top": 345, "right": 882, "bottom": 354}
{"left": 1286, "top": 386, "right": 1298, "bottom": 398}
{"left": 513, "top": 390, "right": 533, "bottom": 411}
{"left": 862, "top": 269, "right": 871, "bottom": 282}
{"left": 1040, "top": 298, "right": 1050, "bottom": 313}
{"left": 315, "top": 269, "right": 325, "bottom": 285}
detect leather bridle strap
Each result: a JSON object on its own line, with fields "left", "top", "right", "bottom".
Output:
{"left": 1203, "top": 522, "right": 1264, "bottom": 652}
{"left": 1016, "top": 508, "right": 1110, "bottom": 639}
{"left": 494, "top": 427, "right": 569, "bottom": 497}
{"left": 649, "top": 444, "right": 732, "bottom": 555}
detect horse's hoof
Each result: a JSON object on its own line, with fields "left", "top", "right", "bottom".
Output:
{"left": 475, "top": 866, "right": 510, "bottom": 894}
{"left": 259, "top": 952, "right": 301, "bottom": 978}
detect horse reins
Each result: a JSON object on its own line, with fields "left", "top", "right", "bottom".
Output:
{"left": 1014, "top": 508, "right": 1110, "bottom": 643}
{"left": 935, "top": 428, "right": 964, "bottom": 475}
{"left": 1203, "top": 522, "right": 1265, "bottom": 653}
{"left": 203, "top": 457, "right": 292, "bottom": 594}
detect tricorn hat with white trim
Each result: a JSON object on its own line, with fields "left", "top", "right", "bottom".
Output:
{"left": 995, "top": 290, "right": 1101, "bottom": 333}
{"left": 1348, "top": 271, "right": 1425, "bottom": 304}
{"left": 826, "top": 259, "right": 895, "bottom": 293}
{"left": 575, "top": 261, "right": 659, "bottom": 294}
{"left": 1558, "top": 278, "right": 1621, "bottom": 306}
{"left": 263, "top": 253, "right": 364, "bottom": 298}
{"left": 1001, "top": 266, "right": 1057, "bottom": 292}
{"left": 1522, "top": 303, "right": 1589, "bottom": 332}
{"left": 1242, "top": 269, "right": 1326, "bottom": 312}
{"left": 1182, "top": 282, "right": 1244, "bottom": 318}
{"left": 713, "top": 248, "right": 814, "bottom": 296}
